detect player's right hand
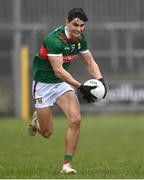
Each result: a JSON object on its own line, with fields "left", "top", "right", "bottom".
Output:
{"left": 78, "top": 85, "right": 97, "bottom": 103}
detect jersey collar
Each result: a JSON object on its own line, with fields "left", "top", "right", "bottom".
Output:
{"left": 65, "top": 26, "right": 70, "bottom": 39}
{"left": 65, "top": 26, "right": 78, "bottom": 43}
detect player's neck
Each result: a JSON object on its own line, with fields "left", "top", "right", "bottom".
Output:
{"left": 65, "top": 26, "right": 78, "bottom": 42}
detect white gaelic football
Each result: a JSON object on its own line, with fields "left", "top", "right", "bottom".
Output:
{"left": 84, "top": 79, "right": 105, "bottom": 102}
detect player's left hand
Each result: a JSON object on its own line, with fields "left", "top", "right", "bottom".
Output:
{"left": 98, "top": 78, "right": 107, "bottom": 98}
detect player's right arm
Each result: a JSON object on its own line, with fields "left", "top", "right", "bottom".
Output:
{"left": 48, "top": 56, "right": 80, "bottom": 89}
{"left": 44, "top": 35, "right": 80, "bottom": 88}
{"left": 49, "top": 56, "right": 96, "bottom": 102}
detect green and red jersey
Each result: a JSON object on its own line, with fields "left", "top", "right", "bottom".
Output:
{"left": 32, "top": 25, "right": 88, "bottom": 83}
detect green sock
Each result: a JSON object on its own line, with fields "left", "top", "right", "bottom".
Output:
{"left": 64, "top": 155, "right": 73, "bottom": 164}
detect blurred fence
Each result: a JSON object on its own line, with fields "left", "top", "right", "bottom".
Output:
{"left": 0, "top": 0, "right": 144, "bottom": 116}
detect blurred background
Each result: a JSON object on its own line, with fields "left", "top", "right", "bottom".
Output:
{"left": 0, "top": 0, "right": 144, "bottom": 118}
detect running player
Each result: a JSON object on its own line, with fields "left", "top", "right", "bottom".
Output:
{"left": 28, "top": 8, "right": 107, "bottom": 174}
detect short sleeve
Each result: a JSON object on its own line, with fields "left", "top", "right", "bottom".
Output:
{"left": 43, "top": 36, "right": 63, "bottom": 56}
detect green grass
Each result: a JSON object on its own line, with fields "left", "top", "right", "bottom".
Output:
{"left": 0, "top": 113, "right": 144, "bottom": 179}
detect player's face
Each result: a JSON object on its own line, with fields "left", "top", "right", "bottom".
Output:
{"left": 66, "top": 18, "right": 85, "bottom": 38}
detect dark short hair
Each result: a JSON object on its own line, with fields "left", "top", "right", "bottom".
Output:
{"left": 68, "top": 8, "right": 88, "bottom": 22}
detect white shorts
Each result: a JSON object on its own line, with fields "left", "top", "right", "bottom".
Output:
{"left": 32, "top": 81, "right": 75, "bottom": 108}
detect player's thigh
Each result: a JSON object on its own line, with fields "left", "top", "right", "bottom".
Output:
{"left": 36, "top": 107, "right": 53, "bottom": 131}
{"left": 56, "top": 91, "right": 81, "bottom": 123}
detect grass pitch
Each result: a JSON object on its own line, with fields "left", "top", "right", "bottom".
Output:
{"left": 0, "top": 113, "right": 144, "bottom": 179}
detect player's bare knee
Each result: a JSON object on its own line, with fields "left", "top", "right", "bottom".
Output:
{"left": 42, "top": 129, "right": 53, "bottom": 138}
{"left": 70, "top": 115, "right": 81, "bottom": 128}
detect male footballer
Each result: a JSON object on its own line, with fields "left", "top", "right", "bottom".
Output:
{"left": 28, "top": 8, "right": 107, "bottom": 174}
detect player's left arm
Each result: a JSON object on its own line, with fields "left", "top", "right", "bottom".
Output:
{"left": 79, "top": 50, "right": 107, "bottom": 98}
{"left": 79, "top": 50, "right": 102, "bottom": 79}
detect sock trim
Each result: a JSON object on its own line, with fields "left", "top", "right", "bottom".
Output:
{"left": 64, "top": 154, "right": 72, "bottom": 161}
